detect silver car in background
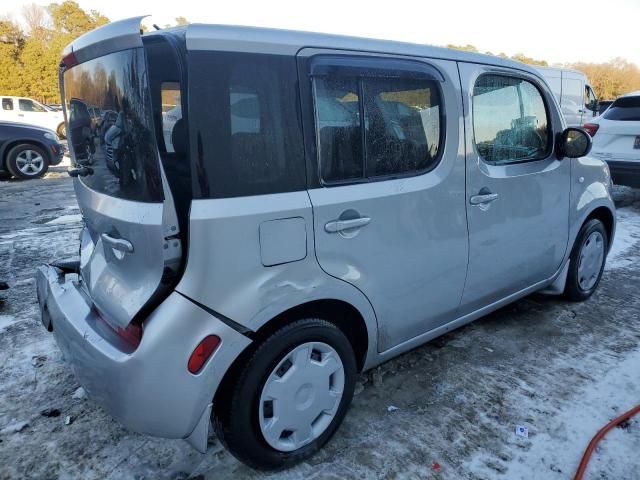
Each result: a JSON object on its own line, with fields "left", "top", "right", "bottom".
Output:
{"left": 37, "top": 17, "right": 615, "bottom": 470}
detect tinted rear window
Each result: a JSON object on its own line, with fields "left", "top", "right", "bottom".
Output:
{"left": 62, "top": 48, "right": 163, "bottom": 202}
{"left": 603, "top": 96, "right": 640, "bottom": 121}
{"left": 188, "top": 51, "right": 305, "bottom": 198}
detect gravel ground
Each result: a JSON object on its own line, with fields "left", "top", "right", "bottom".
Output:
{"left": 0, "top": 166, "right": 639, "bottom": 480}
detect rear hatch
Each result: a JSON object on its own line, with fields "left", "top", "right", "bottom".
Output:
{"left": 61, "top": 17, "right": 183, "bottom": 329}
{"left": 592, "top": 96, "right": 640, "bottom": 162}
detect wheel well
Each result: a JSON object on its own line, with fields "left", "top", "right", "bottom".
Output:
{"left": 586, "top": 207, "right": 614, "bottom": 250}
{"left": 251, "top": 299, "right": 369, "bottom": 372}
{"left": 212, "top": 299, "right": 370, "bottom": 410}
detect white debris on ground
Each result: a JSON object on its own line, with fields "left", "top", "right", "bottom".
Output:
{"left": 0, "top": 314, "right": 15, "bottom": 331}
{"left": 0, "top": 171, "right": 639, "bottom": 480}
{"left": 71, "top": 387, "right": 87, "bottom": 400}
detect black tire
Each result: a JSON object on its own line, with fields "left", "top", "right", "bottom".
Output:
{"left": 214, "top": 318, "right": 357, "bottom": 470}
{"left": 6, "top": 143, "right": 50, "bottom": 179}
{"left": 57, "top": 122, "right": 66, "bottom": 139}
{"left": 564, "top": 218, "right": 608, "bottom": 301}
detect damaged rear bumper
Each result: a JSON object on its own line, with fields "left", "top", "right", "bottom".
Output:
{"left": 35, "top": 264, "right": 251, "bottom": 451}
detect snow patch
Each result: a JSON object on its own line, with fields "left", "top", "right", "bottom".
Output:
{"left": 467, "top": 347, "right": 640, "bottom": 479}
{"left": 0, "top": 315, "right": 16, "bottom": 331}
{"left": 46, "top": 214, "right": 82, "bottom": 225}
{"left": 606, "top": 207, "right": 640, "bottom": 270}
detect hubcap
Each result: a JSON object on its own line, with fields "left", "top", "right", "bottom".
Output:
{"left": 577, "top": 231, "right": 605, "bottom": 291}
{"left": 15, "top": 150, "right": 44, "bottom": 176}
{"left": 259, "top": 342, "right": 345, "bottom": 452}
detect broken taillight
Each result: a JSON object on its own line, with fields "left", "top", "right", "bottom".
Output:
{"left": 188, "top": 335, "right": 221, "bottom": 374}
{"left": 95, "top": 309, "right": 143, "bottom": 349}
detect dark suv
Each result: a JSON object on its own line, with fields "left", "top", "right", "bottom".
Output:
{"left": 0, "top": 122, "right": 65, "bottom": 179}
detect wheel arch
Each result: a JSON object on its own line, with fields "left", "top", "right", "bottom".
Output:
{"left": 585, "top": 206, "right": 615, "bottom": 252}
{"left": 212, "top": 297, "right": 373, "bottom": 412}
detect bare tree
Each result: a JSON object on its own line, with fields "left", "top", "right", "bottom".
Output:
{"left": 22, "top": 3, "right": 49, "bottom": 39}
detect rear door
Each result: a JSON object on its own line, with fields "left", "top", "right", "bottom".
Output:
{"left": 458, "top": 65, "right": 570, "bottom": 312}
{"left": 61, "top": 18, "right": 183, "bottom": 329}
{"left": 298, "top": 51, "right": 468, "bottom": 352}
{"left": 593, "top": 96, "right": 640, "bottom": 161}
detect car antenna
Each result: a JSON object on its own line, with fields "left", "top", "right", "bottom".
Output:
{"left": 153, "top": 24, "right": 161, "bottom": 30}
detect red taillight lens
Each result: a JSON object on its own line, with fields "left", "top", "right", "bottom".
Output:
{"left": 583, "top": 123, "right": 600, "bottom": 137}
{"left": 61, "top": 51, "right": 78, "bottom": 68}
{"left": 188, "top": 335, "right": 221, "bottom": 374}
{"left": 95, "top": 309, "right": 142, "bottom": 349}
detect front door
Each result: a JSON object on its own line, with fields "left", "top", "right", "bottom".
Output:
{"left": 299, "top": 51, "right": 468, "bottom": 352}
{"left": 458, "top": 65, "right": 570, "bottom": 313}
{"left": 17, "top": 98, "right": 52, "bottom": 130}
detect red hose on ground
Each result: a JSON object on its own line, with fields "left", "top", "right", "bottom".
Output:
{"left": 573, "top": 404, "right": 640, "bottom": 480}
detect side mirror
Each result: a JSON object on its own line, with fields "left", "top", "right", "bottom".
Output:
{"left": 559, "top": 127, "right": 592, "bottom": 159}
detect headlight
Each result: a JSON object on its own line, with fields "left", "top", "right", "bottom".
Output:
{"left": 44, "top": 132, "right": 59, "bottom": 141}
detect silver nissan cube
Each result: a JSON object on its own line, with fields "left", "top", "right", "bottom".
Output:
{"left": 37, "top": 17, "right": 616, "bottom": 470}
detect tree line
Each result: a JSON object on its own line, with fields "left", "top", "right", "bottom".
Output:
{"left": 447, "top": 44, "right": 640, "bottom": 100}
{"left": 0, "top": 5, "right": 637, "bottom": 104}
{"left": 0, "top": 2, "right": 188, "bottom": 104}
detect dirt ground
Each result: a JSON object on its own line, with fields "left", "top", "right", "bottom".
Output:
{"left": 0, "top": 164, "right": 639, "bottom": 480}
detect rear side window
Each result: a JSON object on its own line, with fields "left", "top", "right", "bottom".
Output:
{"left": 2, "top": 98, "right": 13, "bottom": 110}
{"left": 603, "top": 96, "right": 640, "bottom": 121}
{"left": 472, "top": 75, "right": 551, "bottom": 164}
{"left": 188, "top": 51, "right": 305, "bottom": 198}
{"left": 313, "top": 68, "right": 443, "bottom": 183}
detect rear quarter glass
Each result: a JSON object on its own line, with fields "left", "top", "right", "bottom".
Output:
{"left": 62, "top": 48, "right": 163, "bottom": 202}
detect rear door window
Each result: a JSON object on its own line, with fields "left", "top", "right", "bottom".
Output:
{"left": 312, "top": 61, "right": 443, "bottom": 184}
{"left": 472, "top": 74, "right": 551, "bottom": 164}
{"left": 2, "top": 98, "right": 13, "bottom": 111}
{"left": 603, "top": 96, "right": 640, "bottom": 121}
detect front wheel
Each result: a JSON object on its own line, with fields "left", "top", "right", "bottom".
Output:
{"left": 564, "top": 219, "right": 608, "bottom": 301}
{"left": 214, "top": 318, "right": 357, "bottom": 470}
{"left": 6, "top": 144, "right": 49, "bottom": 179}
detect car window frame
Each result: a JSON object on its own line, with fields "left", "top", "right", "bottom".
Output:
{"left": 308, "top": 55, "right": 447, "bottom": 187}
{"left": 471, "top": 72, "right": 553, "bottom": 166}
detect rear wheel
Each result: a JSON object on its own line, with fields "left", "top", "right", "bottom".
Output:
{"left": 214, "top": 318, "right": 356, "bottom": 470}
{"left": 6, "top": 144, "right": 49, "bottom": 179}
{"left": 564, "top": 219, "right": 608, "bottom": 301}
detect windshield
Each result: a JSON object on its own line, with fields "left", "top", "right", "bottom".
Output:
{"left": 603, "top": 96, "right": 640, "bottom": 122}
{"left": 62, "top": 48, "right": 163, "bottom": 202}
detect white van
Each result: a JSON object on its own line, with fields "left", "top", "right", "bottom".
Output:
{"left": 536, "top": 67, "right": 599, "bottom": 127}
{"left": 0, "top": 96, "right": 66, "bottom": 138}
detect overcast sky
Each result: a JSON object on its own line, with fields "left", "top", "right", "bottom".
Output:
{"left": 5, "top": 0, "right": 640, "bottom": 66}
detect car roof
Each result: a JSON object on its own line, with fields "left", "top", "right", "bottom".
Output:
{"left": 181, "top": 23, "right": 541, "bottom": 77}
{"left": 621, "top": 90, "right": 640, "bottom": 98}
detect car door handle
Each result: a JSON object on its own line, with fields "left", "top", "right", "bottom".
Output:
{"left": 325, "top": 217, "right": 371, "bottom": 233}
{"left": 101, "top": 233, "right": 134, "bottom": 253}
{"left": 469, "top": 193, "right": 499, "bottom": 205}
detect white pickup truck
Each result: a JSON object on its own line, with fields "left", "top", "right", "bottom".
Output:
{"left": 0, "top": 96, "right": 66, "bottom": 138}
